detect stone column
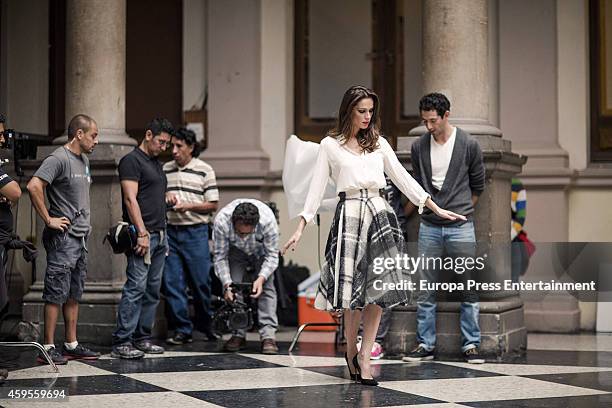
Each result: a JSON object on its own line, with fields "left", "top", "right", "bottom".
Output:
{"left": 61, "top": 0, "right": 134, "bottom": 146}
{"left": 387, "top": 0, "right": 527, "bottom": 359}
{"left": 498, "top": 0, "right": 578, "bottom": 333}
{"left": 202, "top": 0, "right": 271, "bottom": 202}
{"left": 21, "top": 0, "right": 143, "bottom": 344}
{"left": 420, "top": 0, "right": 500, "bottom": 137}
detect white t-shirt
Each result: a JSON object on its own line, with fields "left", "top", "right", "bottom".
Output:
{"left": 430, "top": 127, "right": 457, "bottom": 190}
{"left": 299, "top": 136, "right": 430, "bottom": 223}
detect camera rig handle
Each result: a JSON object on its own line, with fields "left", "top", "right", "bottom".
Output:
{"left": 230, "top": 282, "right": 253, "bottom": 294}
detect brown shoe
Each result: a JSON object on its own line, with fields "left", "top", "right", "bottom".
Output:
{"left": 261, "top": 338, "right": 279, "bottom": 355}
{"left": 224, "top": 336, "right": 246, "bottom": 352}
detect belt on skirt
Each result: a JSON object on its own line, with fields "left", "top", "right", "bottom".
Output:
{"left": 338, "top": 188, "right": 384, "bottom": 201}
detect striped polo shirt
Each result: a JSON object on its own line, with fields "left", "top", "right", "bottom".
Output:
{"left": 163, "top": 157, "right": 219, "bottom": 225}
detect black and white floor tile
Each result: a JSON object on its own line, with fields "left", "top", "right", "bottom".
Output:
{"left": 2, "top": 335, "right": 612, "bottom": 407}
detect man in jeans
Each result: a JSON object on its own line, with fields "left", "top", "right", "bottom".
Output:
{"left": 112, "top": 118, "right": 173, "bottom": 359}
{"left": 163, "top": 128, "right": 219, "bottom": 344}
{"left": 213, "top": 200, "right": 279, "bottom": 354}
{"left": 402, "top": 93, "right": 486, "bottom": 364}
{"left": 27, "top": 114, "right": 101, "bottom": 364}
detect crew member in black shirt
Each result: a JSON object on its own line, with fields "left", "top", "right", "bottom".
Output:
{"left": 111, "top": 118, "right": 173, "bottom": 359}
{"left": 0, "top": 114, "right": 22, "bottom": 383}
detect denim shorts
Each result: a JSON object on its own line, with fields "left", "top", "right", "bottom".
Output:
{"left": 42, "top": 227, "right": 87, "bottom": 304}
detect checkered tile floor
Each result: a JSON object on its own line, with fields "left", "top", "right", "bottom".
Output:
{"left": 2, "top": 338, "right": 612, "bottom": 407}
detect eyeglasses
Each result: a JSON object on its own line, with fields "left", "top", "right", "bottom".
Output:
{"left": 154, "top": 138, "right": 170, "bottom": 147}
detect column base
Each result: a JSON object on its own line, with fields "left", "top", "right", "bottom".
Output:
{"left": 52, "top": 128, "right": 136, "bottom": 146}
{"left": 201, "top": 149, "right": 270, "bottom": 173}
{"left": 409, "top": 118, "right": 503, "bottom": 137}
{"left": 385, "top": 298, "right": 527, "bottom": 360}
{"left": 21, "top": 284, "right": 168, "bottom": 345}
{"left": 522, "top": 292, "right": 581, "bottom": 333}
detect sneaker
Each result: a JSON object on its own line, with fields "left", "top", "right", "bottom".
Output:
{"left": 224, "top": 336, "right": 246, "bottom": 352}
{"left": 371, "top": 342, "right": 384, "bottom": 360}
{"left": 261, "top": 338, "right": 279, "bottom": 355}
{"left": 356, "top": 337, "right": 384, "bottom": 360}
{"left": 402, "top": 345, "right": 434, "bottom": 362}
{"left": 464, "top": 347, "right": 485, "bottom": 364}
{"left": 134, "top": 340, "right": 165, "bottom": 354}
{"left": 111, "top": 344, "right": 145, "bottom": 360}
{"left": 62, "top": 344, "right": 101, "bottom": 360}
{"left": 166, "top": 332, "right": 193, "bottom": 345}
{"left": 37, "top": 346, "right": 68, "bottom": 365}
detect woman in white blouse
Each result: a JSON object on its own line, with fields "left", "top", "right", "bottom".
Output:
{"left": 282, "top": 86, "right": 464, "bottom": 385}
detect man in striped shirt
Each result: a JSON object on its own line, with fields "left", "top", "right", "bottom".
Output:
{"left": 213, "top": 199, "right": 279, "bottom": 354}
{"left": 163, "top": 128, "right": 219, "bottom": 344}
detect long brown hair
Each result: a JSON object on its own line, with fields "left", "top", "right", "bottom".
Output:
{"left": 327, "top": 85, "right": 381, "bottom": 153}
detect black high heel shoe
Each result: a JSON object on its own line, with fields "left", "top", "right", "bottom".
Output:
{"left": 344, "top": 353, "right": 357, "bottom": 380}
{"left": 353, "top": 354, "right": 379, "bottom": 386}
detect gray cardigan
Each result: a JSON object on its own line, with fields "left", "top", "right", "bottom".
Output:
{"left": 411, "top": 128, "right": 485, "bottom": 226}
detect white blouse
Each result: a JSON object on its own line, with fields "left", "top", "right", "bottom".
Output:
{"left": 299, "top": 136, "right": 430, "bottom": 223}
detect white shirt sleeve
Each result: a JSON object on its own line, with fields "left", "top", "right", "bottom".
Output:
{"left": 298, "top": 140, "right": 331, "bottom": 223}
{"left": 380, "top": 138, "right": 430, "bottom": 214}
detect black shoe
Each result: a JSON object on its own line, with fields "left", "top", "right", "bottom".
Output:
{"left": 344, "top": 353, "right": 357, "bottom": 380}
{"left": 0, "top": 368, "right": 8, "bottom": 384}
{"left": 464, "top": 347, "right": 485, "bottom": 364}
{"left": 62, "top": 344, "right": 101, "bottom": 360}
{"left": 111, "top": 344, "right": 145, "bottom": 359}
{"left": 134, "top": 340, "right": 165, "bottom": 354}
{"left": 166, "top": 332, "right": 193, "bottom": 345}
{"left": 353, "top": 354, "right": 378, "bottom": 386}
{"left": 402, "top": 345, "right": 435, "bottom": 362}
{"left": 37, "top": 346, "right": 68, "bottom": 365}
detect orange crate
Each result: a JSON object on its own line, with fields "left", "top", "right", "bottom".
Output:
{"left": 297, "top": 294, "right": 337, "bottom": 331}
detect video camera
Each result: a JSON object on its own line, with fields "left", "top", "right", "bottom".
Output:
{"left": 211, "top": 282, "right": 256, "bottom": 335}
{"left": 0, "top": 129, "right": 49, "bottom": 176}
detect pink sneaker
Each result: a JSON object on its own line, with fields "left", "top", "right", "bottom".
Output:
{"left": 371, "top": 342, "right": 384, "bottom": 360}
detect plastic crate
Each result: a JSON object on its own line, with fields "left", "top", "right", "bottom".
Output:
{"left": 297, "top": 294, "right": 337, "bottom": 331}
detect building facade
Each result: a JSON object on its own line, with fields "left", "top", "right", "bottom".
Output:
{"left": 0, "top": 0, "right": 610, "bottom": 342}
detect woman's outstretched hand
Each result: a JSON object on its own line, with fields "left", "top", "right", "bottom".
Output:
{"left": 281, "top": 218, "right": 307, "bottom": 255}
{"left": 425, "top": 198, "right": 467, "bottom": 222}
{"left": 435, "top": 208, "right": 467, "bottom": 221}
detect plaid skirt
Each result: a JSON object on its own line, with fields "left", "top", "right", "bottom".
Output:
{"left": 314, "top": 189, "right": 412, "bottom": 311}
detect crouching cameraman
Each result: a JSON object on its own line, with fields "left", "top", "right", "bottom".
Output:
{"left": 213, "top": 200, "right": 279, "bottom": 355}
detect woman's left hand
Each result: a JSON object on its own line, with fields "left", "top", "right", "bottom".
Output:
{"left": 281, "top": 230, "right": 302, "bottom": 255}
{"left": 435, "top": 208, "right": 467, "bottom": 221}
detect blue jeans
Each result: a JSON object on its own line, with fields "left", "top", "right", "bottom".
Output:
{"left": 416, "top": 221, "right": 480, "bottom": 352}
{"left": 113, "top": 231, "right": 167, "bottom": 345}
{"left": 163, "top": 224, "right": 212, "bottom": 335}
